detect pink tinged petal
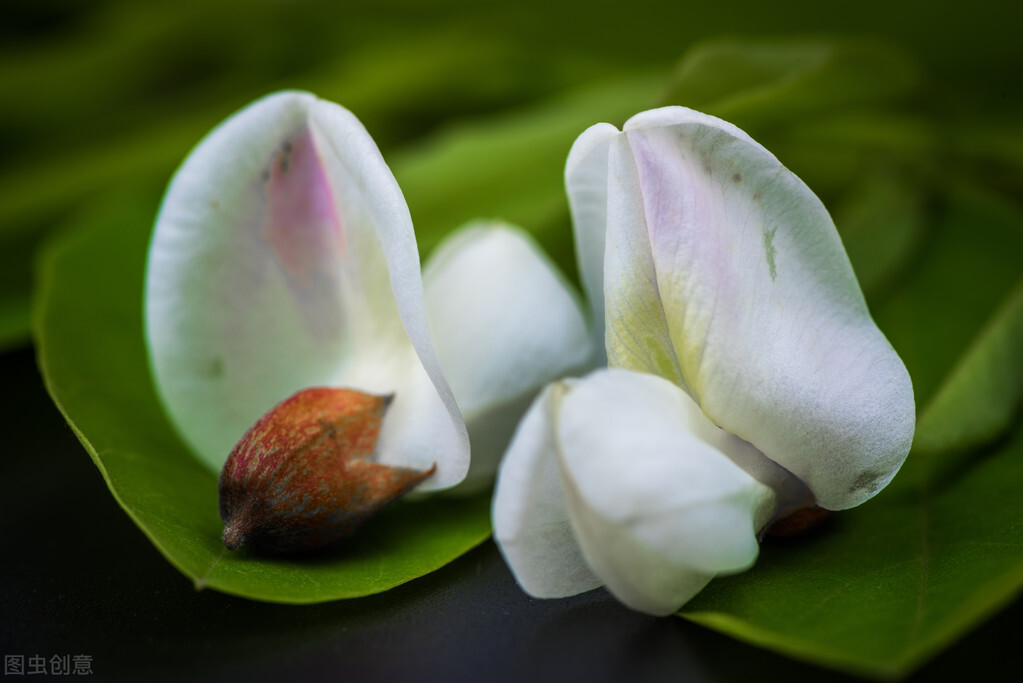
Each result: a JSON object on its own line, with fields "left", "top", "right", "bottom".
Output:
{"left": 307, "top": 99, "right": 468, "bottom": 488}
{"left": 146, "top": 91, "right": 468, "bottom": 488}
{"left": 554, "top": 369, "right": 775, "bottom": 615}
{"left": 263, "top": 125, "right": 348, "bottom": 293}
{"left": 424, "top": 222, "right": 593, "bottom": 491}
{"left": 493, "top": 381, "right": 603, "bottom": 599}
{"left": 602, "top": 134, "right": 689, "bottom": 392}
{"left": 603, "top": 107, "right": 914, "bottom": 510}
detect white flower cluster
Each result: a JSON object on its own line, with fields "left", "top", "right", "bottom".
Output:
{"left": 147, "top": 93, "right": 914, "bottom": 614}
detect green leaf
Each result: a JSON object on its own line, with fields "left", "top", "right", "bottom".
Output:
{"left": 0, "top": 228, "right": 34, "bottom": 350}
{"left": 658, "top": 38, "right": 935, "bottom": 207}
{"left": 832, "top": 169, "right": 926, "bottom": 300}
{"left": 765, "top": 109, "right": 934, "bottom": 205}
{"left": 2, "top": 71, "right": 663, "bottom": 351}
{"left": 661, "top": 38, "right": 919, "bottom": 133}
{"left": 0, "top": 296, "right": 30, "bottom": 351}
{"left": 678, "top": 187, "right": 1023, "bottom": 678}
{"left": 682, "top": 424, "right": 1023, "bottom": 679}
{"left": 0, "top": 25, "right": 570, "bottom": 240}
{"left": 33, "top": 190, "right": 492, "bottom": 603}
{"left": 393, "top": 72, "right": 665, "bottom": 273}
{"left": 875, "top": 184, "right": 1023, "bottom": 406}
{"left": 914, "top": 277, "right": 1023, "bottom": 455}
{"left": 0, "top": 223, "right": 54, "bottom": 350}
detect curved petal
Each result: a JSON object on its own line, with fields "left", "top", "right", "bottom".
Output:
{"left": 602, "top": 106, "right": 914, "bottom": 510}
{"left": 423, "top": 222, "right": 592, "bottom": 491}
{"left": 565, "top": 122, "right": 619, "bottom": 359}
{"left": 556, "top": 368, "right": 775, "bottom": 616}
{"left": 492, "top": 381, "right": 602, "bottom": 599}
{"left": 146, "top": 91, "right": 468, "bottom": 489}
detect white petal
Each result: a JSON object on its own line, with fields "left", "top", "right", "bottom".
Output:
{"left": 146, "top": 91, "right": 467, "bottom": 488}
{"left": 424, "top": 222, "right": 591, "bottom": 414}
{"left": 309, "top": 99, "right": 468, "bottom": 489}
{"left": 493, "top": 381, "right": 602, "bottom": 599}
{"left": 602, "top": 106, "right": 914, "bottom": 510}
{"left": 556, "top": 368, "right": 775, "bottom": 615}
{"left": 424, "top": 222, "right": 593, "bottom": 491}
{"left": 565, "top": 122, "right": 619, "bottom": 361}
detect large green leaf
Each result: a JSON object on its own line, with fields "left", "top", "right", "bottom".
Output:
{"left": 914, "top": 277, "right": 1023, "bottom": 455}
{"left": 683, "top": 424, "right": 1023, "bottom": 679}
{"left": 34, "top": 191, "right": 492, "bottom": 603}
{"left": 679, "top": 187, "right": 1023, "bottom": 678}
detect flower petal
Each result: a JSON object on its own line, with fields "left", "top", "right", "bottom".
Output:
{"left": 146, "top": 91, "right": 467, "bottom": 489}
{"left": 600, "top": 106, "right": 914, "bottom": 510}
{"left": 492, "top": 381, "right": 602, "bottom": 599}
{"left": 555, "top": 368, "right": 775, "bottom": 615}
{"left": 424, "top": 222, "right": 592, "bottom": 491}
{"left": 565, "top": 122, "right": 619, "bottom": 359}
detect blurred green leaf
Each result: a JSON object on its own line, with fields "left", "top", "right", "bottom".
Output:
{"left": 770, "top": 110, "right": 935, "bottom": 202}
{"left": 0, "top": 298, "right": 30, "bottom": 351}
{"left": 914, "top": 278, "right": 1023, "bottom": 455}
{"left": 0, "top": 13, "right": 649, "bottom": 349}
{"left": 947, "top": 114, "right": 1023, "bottom": 169}
{"left": 394, "top": 72, "right": 665, "bottom": 273}
{"left": 833, "top": 169, "right": 926, "bottom": 300}
{"left": 661, "top": 38, "right": 919, "bottom": 133}
{"left": 875, "top": 185, "right": 1023, "bottom": 407}
{"left": 660, "top": 38, "right": 939, "bottom": 207}
{"left": 0, "top": 23, "right": 600, "bottom": 242}
{"left": 0, "top": 229, "right": 35, "bottom": 350}
{"left": 34, "top": 191, "right": 492, "bottom": 603}
{"left": 680, "top": 187, "right": 1023, "bottom": 678}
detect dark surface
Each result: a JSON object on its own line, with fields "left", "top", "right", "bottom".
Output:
{"left": 2, "top": 344, "right": 1019, "bottom": 682}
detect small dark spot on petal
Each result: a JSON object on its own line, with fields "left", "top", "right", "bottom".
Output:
{"left": 849, "top": 470, "right": 881, "bottom": 494}
{"left": 753, "top": 192, "right": 762, "bottom": 202}
{"left": 732, "top": 172, "right": 742, "bottom": 183}
{"left": 209, "top": 200, "right": 220, "bottom": 210}
{"left": 279, "top": 139, "right": 294, "bottom": 173}
{"left": 204, "top": 356, "right": 225, "bottom": 379}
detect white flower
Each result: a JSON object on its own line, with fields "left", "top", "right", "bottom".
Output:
{"left": 493, "top": 107, "right": 915, "bottom": 615}
{"left": 145, "top": 91, "right": 590, "bottom": 494}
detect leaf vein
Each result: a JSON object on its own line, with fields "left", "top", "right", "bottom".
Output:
{"left": 789, "top": 558, "right": 922, "bottom": 626}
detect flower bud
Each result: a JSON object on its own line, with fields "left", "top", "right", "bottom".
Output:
{"left": 219, "top": 387, "right": 434, "bottom": 553}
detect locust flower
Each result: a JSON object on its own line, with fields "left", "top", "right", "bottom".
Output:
{"left": 145, "top": 91, "right": 590, "bottom": 528}
{"left": 493, "top": 107, "right": 915, "bottom": 614}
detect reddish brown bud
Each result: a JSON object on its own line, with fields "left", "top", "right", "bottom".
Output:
{"left": 218, "top": 387, "right": 435, "bottom": 553}
{"left": 764, "top": 505, "right": 834, "bottom": 539}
